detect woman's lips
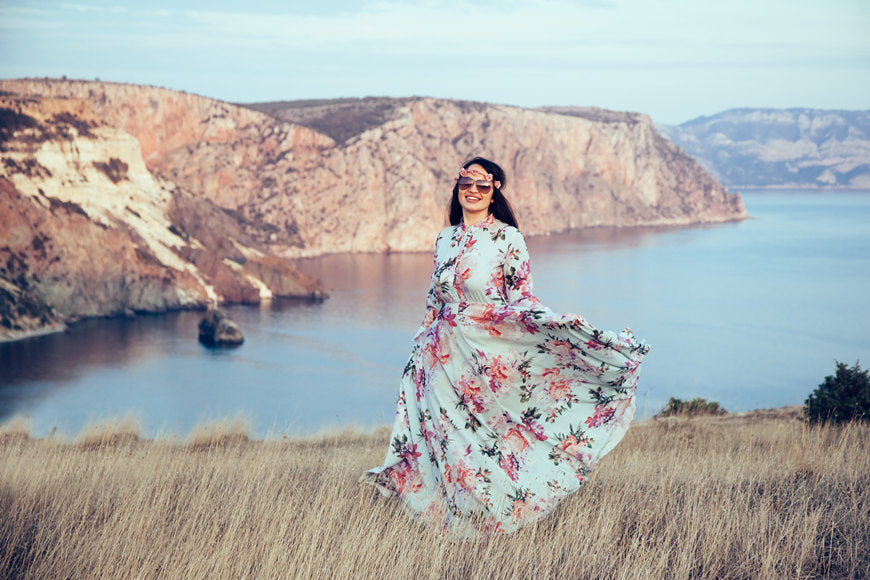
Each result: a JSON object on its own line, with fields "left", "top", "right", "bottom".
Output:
{"left": 465, "top": 195, "right": 481, "bottom": 202}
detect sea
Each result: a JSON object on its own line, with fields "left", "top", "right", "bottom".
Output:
{"left": 1, "top": 190, "right": 868, "bottom": 437}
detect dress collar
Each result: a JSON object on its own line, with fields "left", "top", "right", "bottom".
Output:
{"left": 459, "top": 213, "right": 495, "bottom": 231}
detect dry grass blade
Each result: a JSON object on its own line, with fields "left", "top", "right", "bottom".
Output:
{"left": 76, "top": 416, "right": 141, "bottom": 451}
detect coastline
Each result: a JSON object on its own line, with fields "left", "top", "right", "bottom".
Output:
{"left": 0, "top": 322, "right": 68, "bottom": 344}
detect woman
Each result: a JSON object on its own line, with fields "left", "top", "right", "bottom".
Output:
{"left": 362, "top": 157, "right": 649, "bottom": 535}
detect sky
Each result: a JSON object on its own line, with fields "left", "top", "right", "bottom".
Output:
{"left": 0, "top": 0, "right": 868, "bottom": 125}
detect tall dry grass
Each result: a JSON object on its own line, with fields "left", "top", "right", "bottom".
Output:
{"left": 0, "top": 409, "right": 867, "bottom": 579}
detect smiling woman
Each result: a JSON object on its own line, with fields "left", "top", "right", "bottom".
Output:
{"left": 362, "top": 156, "right": 649, "bottom": 535}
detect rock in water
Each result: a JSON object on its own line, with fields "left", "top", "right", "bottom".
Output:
{"left": 198, "top": 309, "right": 244, "bottom": 347}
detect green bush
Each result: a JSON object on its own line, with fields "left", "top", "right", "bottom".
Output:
{"left": 655, "top": 397, "right": 726, "bottom": 418}
{"left": 804, "top": 361, "right": 870, "bottom": 424}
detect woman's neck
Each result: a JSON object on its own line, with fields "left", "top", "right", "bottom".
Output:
{"left": 462, "top": 210, "right": 491, "bottom": 227}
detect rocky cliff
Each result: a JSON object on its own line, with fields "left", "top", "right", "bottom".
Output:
{"left": 659, "top": 108, "right": 870, "bottom": 189}
{"left": 2, "top": 79, "right": 745, "bottom": 259}
{"left": 1, "top": 79, "right": 745, "bottom": 339}
{"left": 0, "top": 92, "right": 322, "bottom": 341}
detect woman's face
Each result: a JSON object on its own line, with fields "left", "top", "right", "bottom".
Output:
{"left": 457, "top": 164, "right": 494, "bottom": 216}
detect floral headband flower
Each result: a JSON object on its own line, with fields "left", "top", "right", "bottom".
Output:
{"left": 455, "top": 167, "right": 501, "bottom": 189}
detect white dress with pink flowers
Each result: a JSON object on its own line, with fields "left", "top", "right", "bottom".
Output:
{"left": 362, "top": 214, "right": 649, "bottom": 535}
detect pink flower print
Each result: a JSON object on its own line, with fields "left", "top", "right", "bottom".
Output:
{"left": 453, "top": 267, "right": 472, "bottom": 296}
{"left": 548, "top": 378, "right": 571, "bottom": 402}
{"left": 404, "top": 464, "right": 423, "bottom": 493}
{"left": 523, "top": 419, "right": 548, "bottom": 442}
{"left": 585, "top": 404, "right": 616, "bottom": 428}
{"left": 435, "top": 333, "right": 451, "bottom": 365}
{"left": 558, "top": 435, "right": 588, "bottom": 458}
{"left": 585, "top": 339, "right": 606, "bottom": 351}
{"left": 490, "top": 356, "right": 509, "bottom": 381}
{"left": 500, "top": 453, "right": 519, "bottom": 481}
{"left": 412, "top": 369, "right": 426, "bottom": 402}
{"left": 511, "top": 499, "right": 527, "bottom": 520}
{"left": 388, "top": 469, "right": 407, "bottom": 494}
{"left": 503, "top": 427, "right": 529, "bottom": 454}
{"left": 438, "top": 309, "right": 457, "bottom": 328}
{"left": 469, "top": 304, "right": 503, "bottom": 337}
{"left": 513, "top": 261, "right": 532, "bottom": 293}
{"left": 488, "top": 521, "right": 506, "bottom": 534}
{"left": 487, "top": 269, "right": 506, "bottom": 298}
{"left": 389, "top": 461, "right": 422, "bottom": 495}
{"left": 420, "top": 308, "right": 438, "bottom": 330}
{"left": 402, "top": 442, "right": 422, "bottom": 461}
{"left": 546, "top": 339, "right": 576, "bottom": 363}
{"left": 491, "top": 412, "right": 511, "bottom": 432}
{"left": 459, "top": 376, "right": 486, "bottom": 413}
{"left": 422, "top": 342, "right": 440, "bottom": 371}
{"left": 445, "top": 460, "right": 478, "bottom": 491}
{"left": 542, "top": 367, "right": 561, "bottom": 379}
{"left": 469, "top": 304, "right": 494, "bottom": 326}
{"left": 505, "top": 247, "right": 520, "bottom": 261}
{"left": 518, "top": 312, "right": 540, "bottom": 334}
{"left": 486, "top": 355, "right": 511, "bottom": 394}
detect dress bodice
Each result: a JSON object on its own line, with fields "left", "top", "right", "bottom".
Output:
{"left": 428, "top": 214, "right": 537, "bottom": 309}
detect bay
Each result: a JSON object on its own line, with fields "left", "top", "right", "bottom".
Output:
{"left": 1, "top": 190, "right": 868, "bottom": 436}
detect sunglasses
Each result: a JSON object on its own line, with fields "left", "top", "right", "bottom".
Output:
{"left": 457, "top": 176, "right": 494, "bottom": 195}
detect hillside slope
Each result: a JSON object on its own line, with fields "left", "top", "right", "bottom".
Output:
{"left": 0, "top": 93, "right": 322, "bottom": 341}
{"left": 659, "top": 108, "right": 870, "bottom": 189}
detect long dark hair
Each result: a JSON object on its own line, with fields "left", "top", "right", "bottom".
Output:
{"left": 448, "top": 156, "right": 519, "bottom": 229}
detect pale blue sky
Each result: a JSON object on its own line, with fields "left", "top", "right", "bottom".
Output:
{"left": 1, "top": 0, "right": 867, "bottom": 124}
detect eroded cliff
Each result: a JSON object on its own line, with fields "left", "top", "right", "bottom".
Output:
{"left": 0, "top": 93, "right": 322, "bottom": 340}
{"left": 2, "top": 80, "right": 745, "bottom": 260}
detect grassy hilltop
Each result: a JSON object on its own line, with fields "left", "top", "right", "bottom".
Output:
{"left": 0, "top": 410, "right": 867, "bottom": 579}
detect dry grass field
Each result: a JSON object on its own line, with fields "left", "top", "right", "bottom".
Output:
{"left": 1, "top": 409, "right": 867, "bottom": 579}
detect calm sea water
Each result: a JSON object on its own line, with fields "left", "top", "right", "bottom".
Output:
{"left": 1, "top": 191, "right": 868, "bottom": 436}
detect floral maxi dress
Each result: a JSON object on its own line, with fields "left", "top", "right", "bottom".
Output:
{"left": 362, "top": 214, "right": 649, "bottom": 534}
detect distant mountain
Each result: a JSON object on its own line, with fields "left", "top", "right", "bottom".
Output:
{"left": 659, "top": 108, "right": 870, "bottom": 189}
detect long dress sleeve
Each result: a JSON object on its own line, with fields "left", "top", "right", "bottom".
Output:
{"left": 412, "top": 236, "right": 444, "bottom": 340}
{"left": 502, "top": 228, "right": 540, "bottom": 307}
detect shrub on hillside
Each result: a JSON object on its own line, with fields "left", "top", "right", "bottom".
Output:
{"left": 655, "top": 397, "right": 726, "bottom": 418}
{"left": 804, "top": 361, "right": 870, "bottom": 424}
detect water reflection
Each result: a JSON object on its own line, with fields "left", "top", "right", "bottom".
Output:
{"left": 1, "top": 191, "right": 868, "bottom": 435}
{"left": 2, "top": 313, "right": 188, "bottom": 385}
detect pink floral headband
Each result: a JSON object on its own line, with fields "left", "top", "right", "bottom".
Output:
{"left": 455, "top": 167, "right": 501, "bottom": 189}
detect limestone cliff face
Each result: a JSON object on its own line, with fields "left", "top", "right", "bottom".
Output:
{"left": 1, "top": 80, "right": 746, "bottom": 261}
{"left": 0, "top": 92, "right": 322, "bottom": 340}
